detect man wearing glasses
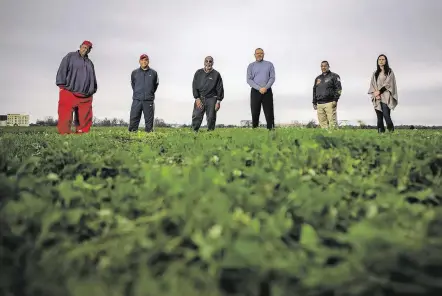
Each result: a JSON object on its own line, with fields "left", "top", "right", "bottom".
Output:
{"left": 191, "top": 56, "right": 225, "bottom": 132}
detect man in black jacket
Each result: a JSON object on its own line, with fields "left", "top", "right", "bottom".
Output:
{"left": 129, "top": 54, "right": 159, "bottom": 132}
{"left": 191, "top": 56, "right": 224, "bottom": 132}
{"left": 312, "top": 61, "right": 342, "bottom": 129}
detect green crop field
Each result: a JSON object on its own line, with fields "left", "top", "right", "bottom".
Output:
{"left": 1, "top": 126, "right": 442, "bottom": 296}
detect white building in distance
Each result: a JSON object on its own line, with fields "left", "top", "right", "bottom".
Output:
{"left": 0, "top": 114, "right": 30, "bottom": 126}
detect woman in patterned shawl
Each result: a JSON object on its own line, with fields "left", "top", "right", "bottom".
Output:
{"left": 368, "top": 54, "right": 398, "bottom": 133}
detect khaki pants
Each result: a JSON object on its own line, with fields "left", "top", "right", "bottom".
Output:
{"left": 317, "top": 101, "right": 337, "bottom": 129}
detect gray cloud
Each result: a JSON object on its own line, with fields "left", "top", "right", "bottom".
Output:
{"left": 1, "top": 0, "right": 441, "bottom": 125}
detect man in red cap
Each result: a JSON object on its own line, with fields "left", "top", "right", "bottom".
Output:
{"left": 129, "top": 54, "right": 159, "bottom": 132}
{"left": 55, "top": 40, "right": 98, "bottom": 134}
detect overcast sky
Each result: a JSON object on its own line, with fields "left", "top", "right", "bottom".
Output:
{"left": 1, "top": 0, "right": 441, "bottom": 126}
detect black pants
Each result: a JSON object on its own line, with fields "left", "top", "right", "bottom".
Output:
{"left": 191, "top": 97, "right": 217, "bottom": 131}
{"left": 129, "top": 99, "right": 155, "bottom": 132}
{"left": 250, "top": 88, "right": 274, "bottom": 129}
{"left": 375, "top": 102, "right": 394, "bottom": 132}
{"left": 73, "top": 107, "right": 79, "bottom": 126}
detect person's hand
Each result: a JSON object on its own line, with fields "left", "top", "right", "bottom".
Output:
{"left": 375, "top": 95, "right": 381, "bottom": 100}
{"left": 195, "top": 98, "right": 203, "bottom": 109}
{"left": 215, "top": 102, "right": 220, "bottom": 111}
{"left": 373, "top": 90, "right": 380, "bottom": 97}
{"left": 313, "top": 103, "right": 317, "bottom": 110}
{"left": 259, "top": 87, "right": 267, "bottom": 94}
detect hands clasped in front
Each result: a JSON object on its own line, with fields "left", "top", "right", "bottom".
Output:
{"left": 373, "top": 90, "right": 381, "bottom": 100}
{"left": 196, "top": 98, "right": 220, "bottom": 111}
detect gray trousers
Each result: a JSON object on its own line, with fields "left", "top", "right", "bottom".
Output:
{"left": 129, "top": 99, "right": 155, "bottom": 132}
{"left": 191, "top": 97, "right": 217, "bottom": 131}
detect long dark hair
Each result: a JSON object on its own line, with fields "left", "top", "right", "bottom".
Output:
{"left": 375, "top": 54, "right": 391, "bottom": 80}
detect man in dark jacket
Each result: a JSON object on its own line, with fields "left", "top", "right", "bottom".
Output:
{"left": 55, "top": 40, "right": 97, "bottom": 134}
{"left": 129, "top": 54, "right": 159, "bottom": 132}
{"left": 312, "top": 61, "right": 342, "bottom": 129}
{"left": 191, "top": 56, "right": 224, "bottom": 132}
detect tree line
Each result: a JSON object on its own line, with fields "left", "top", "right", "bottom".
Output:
{"left": 30, "top": 117, "right": 442, "bottom": 130}
{"left": 31, "top": 116, "right": 237, "bottom": 128}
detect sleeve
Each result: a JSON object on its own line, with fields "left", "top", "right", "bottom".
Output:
{"left": 334, "top": 74, "right": 342, "bottom": 99}
{"left": 379, "top": 86, "right": 387, "bottom": 94}
{"left": 92, "top": 62, "right": 98, "bottom": 94}
{"left": 153, "top": 71, "right": 159, "bottom": 93}
{"left": 216, "top": 73, "right": 224, "bottom": 101}
{"left": 192, "top": 70, "right": 200, "bottom": 99}
{"left": 312, "top": 77, "right": 317, "bottom": 104}
{"left": 131, "top": 71, "right": 136, "bottom": 90}
{"left": 247, "top": 64, "right": 261, "bottom": 90}
{"left": 264, "top": 63, "right": 275, "bottom": 89}
{"left": 55, "top": 53, "right": 70, "bottom": 87}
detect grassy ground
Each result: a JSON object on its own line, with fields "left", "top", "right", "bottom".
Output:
{"left": 1, "top": 126, "right": 442, "bottom": 296}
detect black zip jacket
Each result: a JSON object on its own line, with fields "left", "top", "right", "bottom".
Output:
{"left": 312, "top": 71, "right": 342, "bottom": 104}
{"left": 192, "top": 68, "right": 224, "bottom": 101}
{"left": 131, "top": 67, "right": 159, "bottom": 101}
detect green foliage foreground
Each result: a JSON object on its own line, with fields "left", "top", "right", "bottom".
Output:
{"left": 1, "top": 127, "right": 442, "bottom": 296}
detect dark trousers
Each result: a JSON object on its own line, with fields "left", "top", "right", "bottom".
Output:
{"left": 191, "top": 97, "right": 217, "bottom": 131}
{"left": 250, "top": 88, "right": 274, "bottom": 129}
{"left": 375, "top": 102, "right": 394, "bottom": 132}
{"left": 128, "top": 99, "right": 155, "bottom": 132}
{"left": 73, "top": 107, "right": 80, "bottom": 127}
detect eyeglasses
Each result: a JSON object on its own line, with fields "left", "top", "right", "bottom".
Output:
{"left": 205, "top": 60, "right": 213, "bottom": 63}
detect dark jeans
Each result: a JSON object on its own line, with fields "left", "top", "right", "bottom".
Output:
{"left": 191, "top": 97, "right": 217, "bottom": 131}
{"left": 375, "top": 102, "right": 394, "bottom": 132}
{"left": 128, "top": 100, "right": 155, "bottom": 132}
{"left": 250, "top": 88, "right": 274, "bottom": 129}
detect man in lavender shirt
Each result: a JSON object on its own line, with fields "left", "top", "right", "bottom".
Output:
{"left": 246, "top": 48, "right": 276, "bottom": 130}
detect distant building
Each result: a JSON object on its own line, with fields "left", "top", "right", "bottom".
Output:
{"left": 275, "top": 123, "right": 297, "bottom": 127}
{"left": 169, "top": 124, "right": 182, "bottom": 128}
{"left": 0, "top": 115, "right": 7, "bottom": 126}
{"left": 338, "top": 120, "right": 350, "bottom": 127}
{"left": 240, "top": 120, "right": 251, "bottom": 127}
{"left": 240, "top": 120, "right": 262, "bottom": 127}
{"left": 4, "top": 114, "right": 30, "bottom": 126}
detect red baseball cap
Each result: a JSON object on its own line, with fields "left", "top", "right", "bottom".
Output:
{"left": 140, "top": 54, "right": 149, "bottom": 60}
{"left": 81, "top": 40, "right": 93, "bottom": 48}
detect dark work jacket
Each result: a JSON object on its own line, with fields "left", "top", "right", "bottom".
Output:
{"left": 312, "top": 71, "right": 342, "bottom": 104}
{"left": 192, "top": 68, "right": 224, "bottom": 101}
{"left": 56, "top": 50, "right": 98, "bottom": 98}
{"left": 131, "top": 67, "right": 159, "bottom": 101}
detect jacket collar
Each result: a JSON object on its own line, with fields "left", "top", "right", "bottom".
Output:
{"left": 76, "top": 50, "right": 89, "bottom": 59}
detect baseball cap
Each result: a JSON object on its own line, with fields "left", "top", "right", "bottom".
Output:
{"left": 81, "top": 40, "right": 93, "bottom": 48}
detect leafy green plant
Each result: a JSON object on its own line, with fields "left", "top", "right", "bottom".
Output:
{"left": 0, "top": 127, "right": 441, "bottom": 296}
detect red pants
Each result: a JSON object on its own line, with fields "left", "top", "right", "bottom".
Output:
{"left": 57, "top": 88, "right": 93, "bottom": 134}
